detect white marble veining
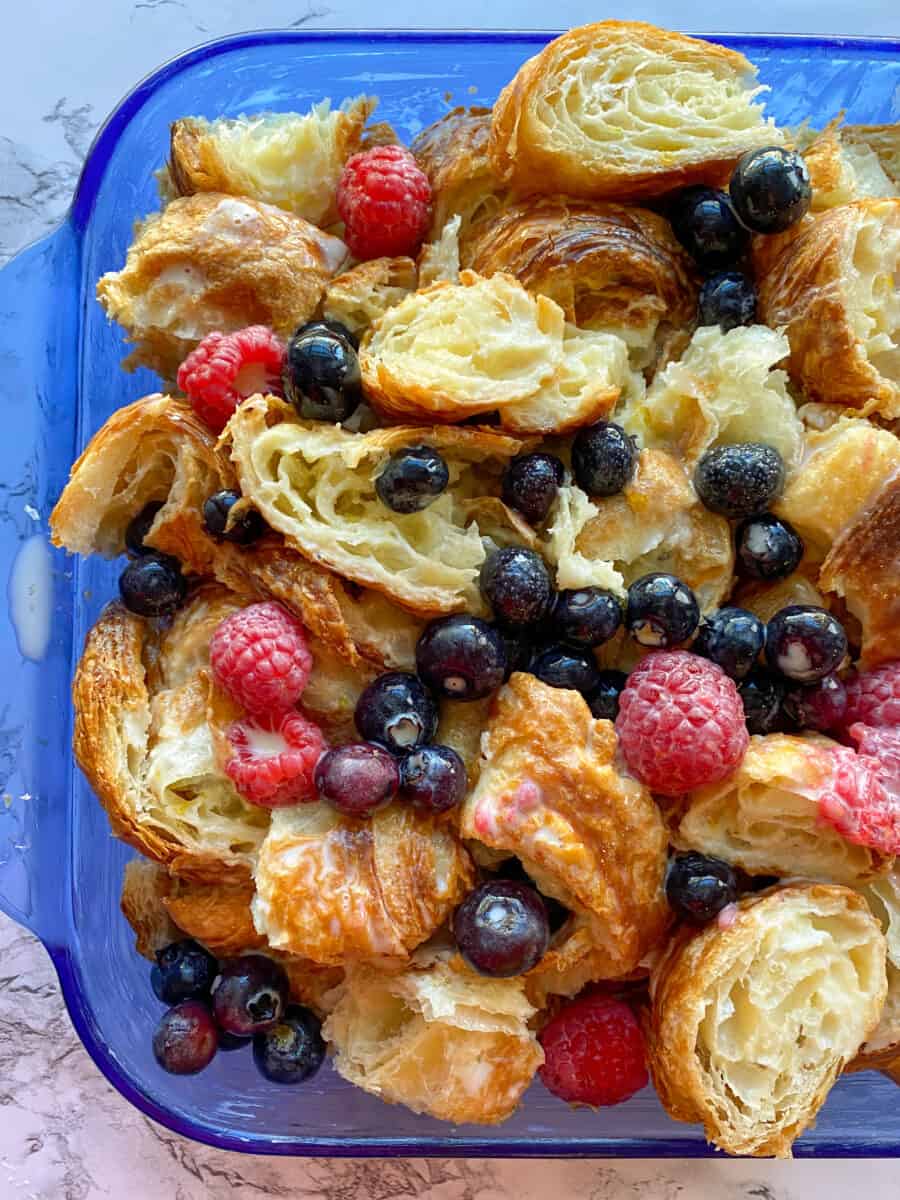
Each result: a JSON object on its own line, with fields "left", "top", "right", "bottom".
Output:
{"left": 2, "top": 1, "right": 900, "bottom": 1195}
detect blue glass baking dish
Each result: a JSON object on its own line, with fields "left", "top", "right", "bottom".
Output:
{"left": 1, "top": 28, "right": 899, "bottom": 1157}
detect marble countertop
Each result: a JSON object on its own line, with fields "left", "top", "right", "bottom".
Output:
{"left": 3, "top": 2, "right": 900, "bottom": 1195}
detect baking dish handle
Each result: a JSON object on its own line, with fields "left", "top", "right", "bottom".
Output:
{"left": 0, "top": 223, "right": 80, "bottom": 943}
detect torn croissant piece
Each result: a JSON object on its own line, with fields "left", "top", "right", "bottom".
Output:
{"left": 411, "top": 106, "right": 507, "bottom": 244}
{"left": 323, "top": 954, "right": 543, "bottom": 1125}
{"left": 120, "top": 858, "right": 181, "bottom": 960}
{"left": 678, "top": 734, "right": 893, "bottom": 886}
{"left": 795, "top": 120, "right": 898, "bottom": 211}
{"left": 465, "top": 197, "right": 697, "bottom": 369}
{"left": 251, "top": 801, "right": 473, "bottom": 965}
{"left": 849, "top": 869, "right": 900, "bottom": 1070}
{"left": 168, "top": 97, "right": 376, "bottom": 226}
{"left": 459, "top": 674, "right": 670, "bottom": 983}
{"left": 648, "top": 884, "right": 887, "bottom": 1158}
{"left": 161, "top": 877, "right": 267, "bottom": 957}
{"left": 225, "top": 395, "right": 525, "bottom": 615}
{"left": 96, "top": 192, "right": 348, "bottom": 379}
{"left": 756, "top": 197, "right": 900, "bottom": 419}
{"left": 322, "top": 255, "right": 418, "bottom": 340}
{"left": 842, "top": 124, "right": 900, "bottom": 188}
{"left": 734, "top": 572, "right": 825, "bottom": 624}
{"left": 489, "top": 22, "right": 782, "bottom": 201}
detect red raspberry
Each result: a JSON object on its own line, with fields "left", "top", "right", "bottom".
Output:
{"left": 210, "top": 601, "right": 312, "bottom": 716}
{"left": 848, "top": 724, "right": 900, "bottom": 786}
{"left": 615, "top": 650, "right": 749, "bottom": 796}
{"left": 843, "top": 661, "right": 900, "bottom": 730}
{"left": 336, "top": 145, "right": 432, "bottom": 260}
{"left": 814, "top": 740, "right": 900, "bottom": 856}
{"left": 177, "top": 325, "right": 284, "bottom": 433}
{"left": 539, "top": 993, "right": 648, "bottom": 1107}
{"left": 225, "top": 710, "right": 326, "bottom": 808}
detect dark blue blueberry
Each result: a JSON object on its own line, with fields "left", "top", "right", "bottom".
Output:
{"left": 586, "top": 669, "right": 628, "bottom": 722}
{"left": 375, "top": 444, "right": 450, "bottom": 514}
{"left": 252, "top": 1005, "right": 326, "bottom": 1085}
{"left": 153, "top": 939, "right": 218, "bottom": 1005}
{"left": 625, "top": 573, "right": 700, "bottom": 648}
{"left": 416, "top": 615, "right": 507, "bottom": 700}
{"left": 354, "top": 671, "right": 438, "bottom": 755}
{"left": 283, "top": 326, "right": 362, "bottom": 422}
{"left": 295, "top": 317, "right": 359, "bottom": 351}
{"left": 666, "top": 852, "right": 738, "bottom": 924}
{"left": 493, "top": 858, "right": 570, "bottom": 935}
{"left": 202, "top": 489, "right": 266, "bottom": 545}
{"left": 314, "top": 743, "right": 398, "bottom": 818}
{"left": 765, "top": 605, "right": 848, "bottom": 683}
{"left": 571, "top": 421, "right": 637, "bottom": 498}
{"left": 736, "top": 513, "right": 804, "bottom": 580}
{"left": 698, "top": 271, "right": 758, "bottom": 332}
{"left": 783, "top": 672, "right": 848, "bottom": 732}
{"left": 694, "top": 443, "right": 785, "bottom": 519}
{"left": 693, "top": 606, "right": 765, "bottom": 680}
{"left": 738, "top": 667, "right": 786, "bottom": 734}
{"left": 495, "top": 624, "right": 535, "bottom": 679}
{"left": 211, "top": 955, "right": 289, "bottom": 1037}
{"left": 480, "top": 547, "right": 553, "bottom": 629}
{"left": 153, "top": 1001, "right": 218, "bottom": 1075}
{"left": 530, "top": 643, "right": 601, "bottom": 695}
{"left": 398, "top": 744, "right": 467, "bottom": 813}
{"left": 453, "top": 880, "right": 550, "bottom": 978}
{"left": 669, "top": 186, "right": 749, "bottom": 271}
{"left": 218, "top": 1030, "right": 251, "bottom": 1052}
{"left": 501, "top": 453, "right": 565, "bottom": 525}
{"left": 125, "top": 502, "right": 164, "bottom": 556}
{"left": 548, "top": 587, "right": 622, "bottom": 648}
{"left": 730, "top": 147, "right": 812, "bottom": 234}
{"left": 119, "top": 555, "right": 187, "bottom": 617}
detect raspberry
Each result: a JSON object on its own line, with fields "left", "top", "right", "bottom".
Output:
{"left": 615, "top": 650, "right": 749, "bottom": 796}
{"left": 848, "top": 724, "right": 900, "bottom": 786}
{"left": 814, "top": 740, "right": 900, "bottom": 856}
{"left": 843, "top": 662, "right": 900, "bottom": 730}
{"left": 177, "top": 325, "right": 284, "bottom": 433}
{"left": 539, "top": 993, "right": 648, "bottom": 1107}
{"left": 336, "top": 145, "right": 432, "bottom": 260}
{"left": 210, "top": 602, "right": 312, "bottom": 716}
{"left": 225, "top": 710, "right": 326, "bottom": 808}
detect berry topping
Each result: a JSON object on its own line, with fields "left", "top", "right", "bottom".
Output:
{"left": 375, "top": 445, "right": 450, "bottom": 514}
{"left": 282, "top": 324, "right": 362, "bottom": 423}
{"left": 814, "top": 742, "right": 900, "bottom": 856}
{"left": 571, "top": 421, "right": 637, "bottom": 497}
{"left": 210, "top": 601, "right": 312, "bottom": 716}
{"left": 212, "top": 955, "right": 290, "bottom": 1037}
{"left": 337, "top": 144, "right": 432, "bottom": 260}
{"left": 586, "top": 669, "right": 628, "bottom": 722}
{"left": 398, "top": 744, "right": 467, "bottom": 813}
{"left": 783, "top": 673, "right": 848, "bottom": 732}
{"left": 694, "top": 443, "right": 785, "bottom": 519}
{"left": 669, "top": 186, "right": 749, "bottom": 271}
{"left": 765, "top": 605, "right": 847, "bottom": 683}
{"left": 693, "top": 606, "right": 765, "bottom": 680}
{"left": 224, "top": 710, "right": 326, "bottom": 808}
{"left": 666, "top": 851, "right": 739, "bottom": 923}
{"left": 125, "top": 502, "right": 164, "bottom": 556}
{"left": 548, "top": 587, "right": 623, "bottom": 648}
{"left": 625, "top": 572, "right": 699, "bottom": 648}
{"left": 203, "top": 489, "right": 266, "bottom": 545}
{"left": 730, "top": 146, "right": 812, "bottom": 234}
{"left": 530, "top": 643, "right": 602, "bottom": 695}
{"left": 314, "top": 742, "right": 399, "bottom": 817}
{"left": 538, "top": 993, "right": 648, "bottom": 1108}
{"left": 496, "top": 624, "right": 535, "bottom": 680}
{"left": 848, "top": 724, "right": 900, "bottom": 786}
{"left": 178, "top": 326, "right": 285, "bottom": 434}
{"left": 452, "top": 879, "right": 550, "bottom": 978}
{"left": 736, "top": 513, "right": 804, "bottom": 580}
{"left": 616, "top": 650, "right": 749, "bottom": 795}
{"left": 416, "top": 615, "right": 507, "bottom": 701}
{"left": 354, "top": 671, "right": 438, "bottom": 755}
{"left": 295, "top": 317, "right": 360, "bottom": 351}
{"left": 843, "top": 661, "right": 900, "bottom": 729}
{"left": 738, "top": 667, "right": 786, "bottom": 735}
{"left": 698, "top": 271, "right": 758, "bottom": 332}
{"left": 480, "top": 547, "right": 554, "bottom": 629}
{"left": 153, "top": 1001, "right": 218, "bottom": 1075}
{"left": 153, "top": 940, "right": 218, "bottom": 1005}
{"left": 119, "top": 555, "right": 187, "bottom": 617}
{"left": 501, "top": 452, "right": 565, "bottom": 526}
{"left": 252, "top": 1005, "right": 326, "bottom": 1085}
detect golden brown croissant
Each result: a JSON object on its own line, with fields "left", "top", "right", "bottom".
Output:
{"left": 322, "top": 255, "right": 418, "bottom": 339}
{"left": 842, "top": 124, "right": 900, "bottom": 187}
{"left": 849, "top": 869, "right": 900, "bottom": 1069}
{"left": 796, "top": 120, "right": 898, "bottom": 211}
{"left": 96, "top": 193, "right": 348, "bottom": 379}
{"left": 120, "top": 858, "right": 181, "bottom": 959}
{"left": 411, "top": 107, "right": 507, "bottom": 243}
{"left": 489, "top": 22, "right": 782, "bottom": 201}
{"left": 648, "top": 884, "right": 887, "bottom": 1157}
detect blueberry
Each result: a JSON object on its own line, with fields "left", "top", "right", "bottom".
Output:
{"left": 252, "top": 1005, "right": 325, "bottom": 1085}
{"left": 736, "top": 513, "right": 804, "bottom": 580}
{"left": 295, "top": 317, "right": 360, "bottom": 351}
{"left": 698, "top": 272, "right": 757, "bottom": 332}
{"left": 211, "top": 954, "right": 289, "bottom": 1037}
{"left": 586, "top": 669, "right": 628, "bottom": 721}
{"left": 416, "top": 615, "right": 507, "bottom": 701}
{"left": 314, "top": 743, "right": 399, "bottom": 817}
{"left": 694, "top": 443, "right": 785, "bottom": 519}
{"left": 398, "top": 744, "right": 467, "bottom": 813}
{"left": 501, "top": 453, "right": 565, "bottom": 525}
{"left": 738, "top": 667, "right": 786, "bottom": 734}
{"left": 495, "top": 624, "right": 535, "bottom": 679}
{"left": 625, "top": 573, "right": 699, "bottom": 648}
{"left": 493, "top": 858, "right": 570, "bottom": 935}
{"left": 375, "top": 445, "right": 450, "bottom": 514}
{"left": 153, "top": 1001, "right": 218, "bottom": 1075}
{"left": 480, "top": 547, "right": 553, "bottom": 629}
{"left": 666, "top": 852, "right": 738, "bottom": 924}
{"left": 354, "top": 671, "right": 438, "bottom": 755}
{"left": 530, "top": 643, "right": 602, "bottom": 695}
{"left": 765, "top": 605, "right": 848, "bottom": 683}
{"left": 693, "top": 607, "right": 765, "bottom": 680}
{"left": 730, "top": 147, "right": 812, "bottom": 234}
{"left": 218, "top": 1030, "right": 251, "bottom": 1052}
{"left": 571, "top": 421, "right": 637, "bottom": 497}
{"left": 202, "top": 489, "right": 266, "bottom": 545}
{"left": 783, "top": 673, "right": 848, "bottom": 732}
{"left": 669, "top": 186, "right": 749, "bottom": 271}
{"left": 452, "top": 880, "right": 550, "bottom": 978}
{"left": 548, "top": 587, "right": 623, "bottom": 648}
{"left": 283, "top": 326, "right": 362, "bottom": 422}
{"left": 153, "top": 939, "right": 218, "bottom": 1005}
{"left": 119, "top": 555, "right": 187, "bottom": 617}
{"left": 125, "top": 502, "right": 164, "bottom": 556}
